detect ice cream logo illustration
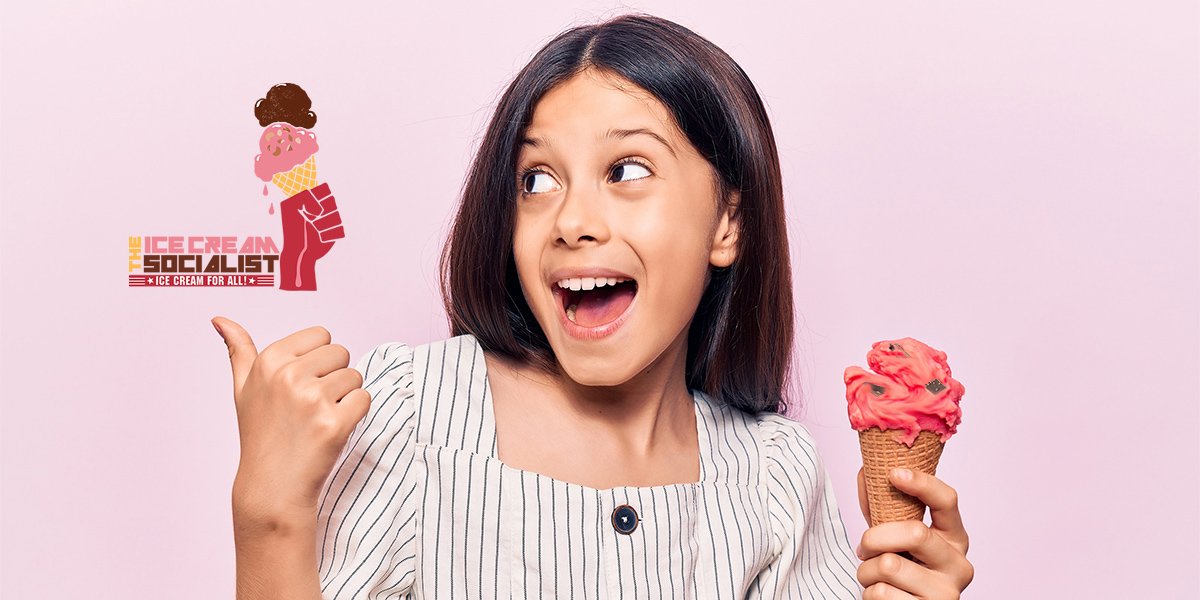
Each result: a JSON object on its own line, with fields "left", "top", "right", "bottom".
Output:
{"left": 254, "top": 83, "right": 345, "bottom": 291}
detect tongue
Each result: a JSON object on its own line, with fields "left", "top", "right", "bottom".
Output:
{"left": 572, "top": 283, "right": 636, "bottom": 327}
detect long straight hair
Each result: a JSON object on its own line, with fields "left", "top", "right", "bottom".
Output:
{"left": 439, "top": 12, "right": 796, "bottom": 415}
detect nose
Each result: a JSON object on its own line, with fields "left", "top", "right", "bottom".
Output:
{"left": 552, "top": 182, "right": 609, "bottom": 248}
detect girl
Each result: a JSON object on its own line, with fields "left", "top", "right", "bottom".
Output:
{"left": 218, "top": 12, "right": 973, "bottom": 599}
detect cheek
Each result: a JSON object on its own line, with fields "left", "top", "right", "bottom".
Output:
{"left": 512, "top": 210, "right": 538, "bottom": 270}
{"left": 512, "top": 212, "right": 549, "bottom": 307}
{"left": 628, "top": 191, "right": 715, "bottom": 269}
{"left": 627, "top": 197, "right": 715, "bottom": 312}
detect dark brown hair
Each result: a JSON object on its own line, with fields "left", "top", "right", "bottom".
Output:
{"left": 439, "top": 12, "right": 796, "bottom": 415}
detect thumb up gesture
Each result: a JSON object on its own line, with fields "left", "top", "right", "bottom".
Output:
{"left": 213, "top": 316, "right": 369, "bottom": 529}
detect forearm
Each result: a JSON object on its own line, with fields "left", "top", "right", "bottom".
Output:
{"left": 233, "top": 502, "right": 322, "bottom": 600}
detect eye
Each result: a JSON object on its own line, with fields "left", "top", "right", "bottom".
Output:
{"left": 519, "top": 169, "right": 558, "bottom": 195}
{"left": 609, "top": 158, "right": 652, "bottom": 183}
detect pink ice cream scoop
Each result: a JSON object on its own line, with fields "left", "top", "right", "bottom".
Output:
{"left": 844, "top": 337, "right": 965, "bottom": 446}
{"left": 254, "top": 121, "right": 319, "bottom": 181}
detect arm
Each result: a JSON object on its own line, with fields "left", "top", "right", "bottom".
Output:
{"left": 213, "top": 316, "right": 374, "bottom": 600}
{"left": 232, "top": 504, "right": 322, "bottom": 600}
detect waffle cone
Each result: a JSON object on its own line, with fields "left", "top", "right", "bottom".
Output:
{"left": 271, "top": 154, "right": 317, "bottom": 197}
{"left": 859, "top": 427, "right": 944, "bottom": 527}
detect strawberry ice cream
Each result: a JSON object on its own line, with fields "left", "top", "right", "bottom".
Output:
{"left": 844, "top": 337, "right": 965, "bottom": 446}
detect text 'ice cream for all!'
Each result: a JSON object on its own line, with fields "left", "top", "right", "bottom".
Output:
{"left": 844, "top": 337, "right": 965, "bottom": 526}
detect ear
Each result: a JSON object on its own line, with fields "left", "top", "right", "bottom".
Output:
{"left": 709, "top": 191, "right": 740, "bottom": 268}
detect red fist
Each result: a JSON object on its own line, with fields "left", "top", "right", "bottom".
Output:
{"left": 278, "top": 183, "right": 344, "bottom": 291}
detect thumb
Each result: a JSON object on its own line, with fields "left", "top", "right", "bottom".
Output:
{"left": 857, "top": 466, "right": 871, "bottom": 524}
{"left": 211, "top": 316, "right": 257, "bottom": 398}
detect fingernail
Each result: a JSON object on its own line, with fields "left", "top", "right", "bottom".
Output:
{"left": 855, "top": 543, "right": 863, "bottom": 559}
{"left": 892, "top": 468, "right": 912, "bottom": 481}
{"left": 211, "top": 319, "right": 223, "bottom": 338}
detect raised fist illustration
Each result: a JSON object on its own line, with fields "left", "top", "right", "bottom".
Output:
{"left": 278, "top": 183, "right": 345, "bottom": 291}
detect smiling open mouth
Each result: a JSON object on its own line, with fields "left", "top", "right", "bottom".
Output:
{"left": 555, "top": 279, "right": 638, "bottom": 328}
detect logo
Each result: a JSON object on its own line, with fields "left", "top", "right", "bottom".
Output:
{"left": 127, "top": 83, "right": 345, "bottom": 291}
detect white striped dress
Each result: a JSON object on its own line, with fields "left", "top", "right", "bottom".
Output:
{"left": 316, "top": 334, "right": 863, "bottom": 599}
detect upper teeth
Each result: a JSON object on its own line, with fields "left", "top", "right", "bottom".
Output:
{"left": 555, "top": 277, "right": 632, "bottom": 291}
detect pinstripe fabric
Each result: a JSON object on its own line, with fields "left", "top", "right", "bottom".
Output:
{"left": 316, "top": 334, "right": 863, "bottom": 599}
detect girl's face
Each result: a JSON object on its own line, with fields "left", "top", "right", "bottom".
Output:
{"left": 513, "top": 69, "right": 738, "bottom": 387}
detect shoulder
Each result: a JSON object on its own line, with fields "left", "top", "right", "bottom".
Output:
{"left": 754, "top": 412, "right": 826, "bottom": 498}
{"left": 755, "top": 411, "right": 824, "bottom": 475}
{"left": 363, "top": 334, "right": 493, "bottom": 454}
{"left": 693, "top": 393, "right": 825, "bottom": 490}
{"left": 758, "top": 410, "right": 825, "bottom": 460}
{"left": 354, "top": 334, "right": 479, "bottom": 393}
{"left": 753, "top": 412, "right": 830, "bottom": 511}
{"left": 354, "top": 341, "right": 416, "bottom": 394}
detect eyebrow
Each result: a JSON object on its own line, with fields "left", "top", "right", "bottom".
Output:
{"left": 520, "top": 127, "right": 677, "bottom": 158}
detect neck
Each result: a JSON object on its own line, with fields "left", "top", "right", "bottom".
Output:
{"left": 551, "top": 326, "right": 694, "bottom": 457}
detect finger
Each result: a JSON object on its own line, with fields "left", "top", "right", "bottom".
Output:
{"left": 317, "top": 367, "right": 366, "bottom": 407}
{"left": 858, "top": 554, "right": 931, "bottom": 597}
{"left": 859, "top": 519, "right": 963, "bottom": 573}
{"left": 293, "top": 343, "right": 352, "bottom": 378}
{"left": 888, "top": 468, "right": 967, "bottom": 548}
{"left": 212, "top": 316, "right": 257, "bottom": 398}
{"left": 298, "top": 192, "right": 323, "bottom": 219}
{"left": 857, "top": 466, "right": 870, "bottom": 524}
{"left": 334, "top": 387, "right": 371, "bottom": 438}
{"left": 262, "top": 325, "right": 333, "bottom": 360}
{"left": 861, "top": 581, "right": 919, "bottom": 600}
{"left": 319, "top": 225, "right": 346, "bottom": 242}
{"left": 314, "top": 191, "right": 337, "bottom": 215}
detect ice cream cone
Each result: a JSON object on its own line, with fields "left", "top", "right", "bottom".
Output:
{"left": 859, "top": 427, "right": 944, "bottom": 527}
{"left": 272, "top": 154, "right": 317, "bottom": 197}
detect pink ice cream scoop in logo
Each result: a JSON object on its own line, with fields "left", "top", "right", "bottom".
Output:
{"left": 844, "top": 337, "right": 965, "bottom": 446}
{"left": 254, "top": 122, "right": 319, "bottom": 181}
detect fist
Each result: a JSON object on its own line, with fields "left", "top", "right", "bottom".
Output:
{"left": 213, "top": 316, "right": 369, "bottom": 527}
{"left": 278, "top": 183, "right": 344, "bottom": 292}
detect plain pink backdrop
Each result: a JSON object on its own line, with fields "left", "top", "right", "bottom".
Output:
{"left": 2, "top": 1, "right": 1197, "bottom": 598}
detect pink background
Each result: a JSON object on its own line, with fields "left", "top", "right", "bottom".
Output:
{"left": 2, "top": 1, "right": 1197, "bottom": 597}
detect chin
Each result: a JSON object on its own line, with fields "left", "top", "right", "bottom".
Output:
{"left": 553, "top": 349, "right": 641, "bottom": 387}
